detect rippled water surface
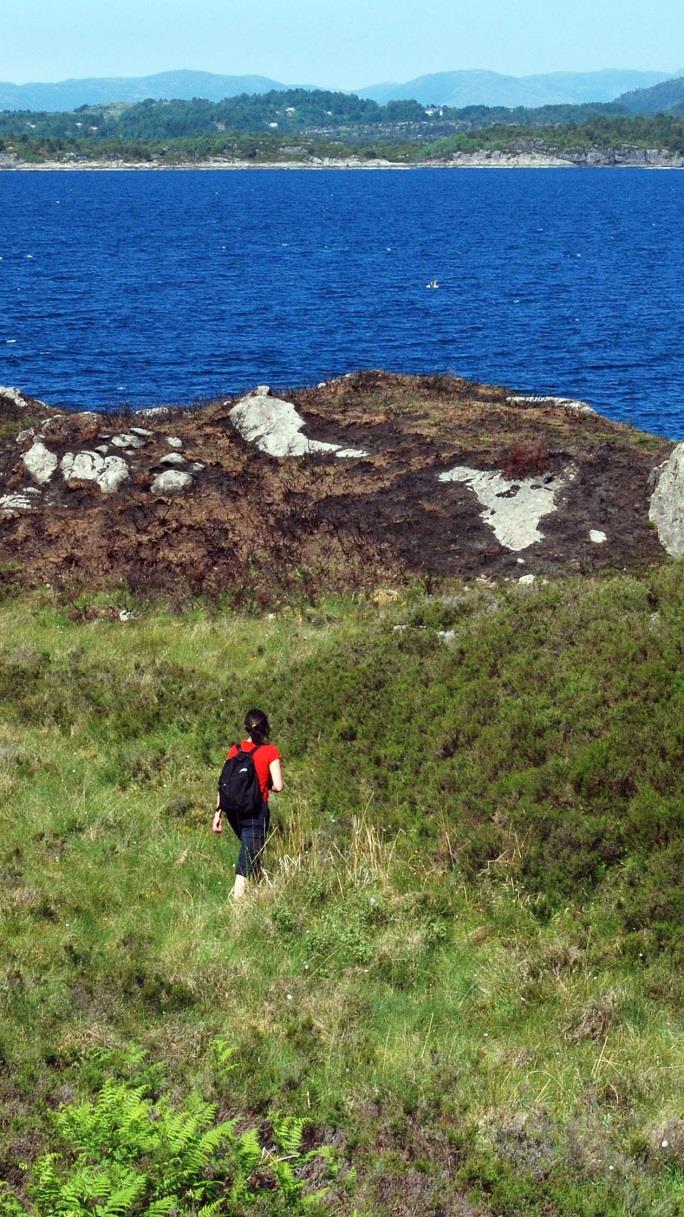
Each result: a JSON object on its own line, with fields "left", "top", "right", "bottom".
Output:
{"left": 0, "top": 168, "right": 683, "bottom": 436}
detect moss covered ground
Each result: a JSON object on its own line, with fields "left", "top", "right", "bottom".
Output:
{"left": 0, "top": 570, "right": 682, "bottom": 1215}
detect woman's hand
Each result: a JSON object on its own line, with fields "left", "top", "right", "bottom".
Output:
{"left": 212, "top": 810, "right": 223, "bottom": 834}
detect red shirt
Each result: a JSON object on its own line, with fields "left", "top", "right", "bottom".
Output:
{"left": 226, "top": 739, "right": 281, "bottom": 802}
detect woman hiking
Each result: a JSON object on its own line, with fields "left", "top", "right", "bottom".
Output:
{"left": 212, "top": 708, "right": 283, "bottom": 901}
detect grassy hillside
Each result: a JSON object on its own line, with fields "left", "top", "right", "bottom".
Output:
{"left": 0, "top": 570, "right": 683, "bottom": 1215}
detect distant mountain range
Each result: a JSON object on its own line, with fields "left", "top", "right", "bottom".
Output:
{"left": 1, "top": 66, "right": 683, "bottom": 113}
{"left": 358, "top": 69, "right": 679, "bottom": 108}
{"left": 0, "top": 70, "right": 306, "bottom": 112}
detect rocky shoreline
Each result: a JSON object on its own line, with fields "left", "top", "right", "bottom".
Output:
{"left": 2, "top": 151, "right": 684, "bottom": 171}
{"left": 1, "top": 373, "right": 682, "bottom": 602}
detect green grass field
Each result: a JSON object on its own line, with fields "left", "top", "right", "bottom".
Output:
{"left": 0, "top": 570, "right": 682, "bottom": 1215}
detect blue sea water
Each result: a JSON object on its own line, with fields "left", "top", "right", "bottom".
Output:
{"left": 0, "top": 167, "right": 683, "bottom": 438}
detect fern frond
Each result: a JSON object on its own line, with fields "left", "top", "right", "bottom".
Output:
{"left": 144, "top": 1197, "right": 178, "bottom": 1217}
{"left": 197, "top": 1124, "right": 232, "bottom": 1159}
{"left": 270, "top": 1155, "right": 302, "bottom": 1200}
{"left": 271, "top": 1114, "right": 306, "bottom": 1156}
{"left": 236, "top": 1127, "right": 262, "bottom": 1174}
{"left": 196, "top": 1200, "right": 225, "bottom": 1217}
{"left": 99, "top": 1171, "right": 147, "bottom": 1216}
{"left": 32, "top": 1153, "right": 62, "bottom": 1205}
{"left": 0, "top": 1181, "right": 30, "bottom": 1217}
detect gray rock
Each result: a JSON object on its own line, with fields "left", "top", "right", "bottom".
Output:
{"left": 111, "top": 433, "right": 146, "bottom": 449}
{"left": 0, "top": 492, "right": 38, "bottom": 512}
{"left": 159, "top": 452, "right": 186, "bottom": 466}
{"left": 151, "top": 469, "right": 193, "bottom": 494}
{"left": 22, "top": 441, "right": 58, "bottom": 484}
{"left": 649, "top": 443, "right": 684, "bottom": 557}
{"left": 61, "top": 451, "right": 129, "bottom": 493}
{"left": 165, "top": 436, "right": 183, "bottom": 449}
{"left": 15, "top": 428, "right": 35, "bottom": 444}
{"left": 191, "top": 461, "right": 205, "bottom": 473}
{"left": 230, "top": 390, "right": 368, "bottom": 459}
{"left": 130, "top": 426, "right": 154, "bottom": 437}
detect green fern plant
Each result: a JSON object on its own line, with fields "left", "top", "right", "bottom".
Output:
{"left": 0, "top": 1069, "right": 335, "bottom": 1217}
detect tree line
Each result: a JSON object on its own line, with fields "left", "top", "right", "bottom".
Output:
{"left": 1, "top": 89, "right": 683, "bottom": 162}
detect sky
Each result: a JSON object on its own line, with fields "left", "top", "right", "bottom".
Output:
{"left": 1, "top": 0, "right": 683, "bottom": 89}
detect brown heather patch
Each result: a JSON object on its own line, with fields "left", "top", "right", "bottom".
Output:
{"left": 0, "top": 372, "right": 671, "bottom": 603}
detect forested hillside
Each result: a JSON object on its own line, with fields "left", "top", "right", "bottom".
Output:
{"left": 3, "top": 88, "right": 684, "bottom": 164}
{"left": 618, "top": 73, "right": 684, "bottom": 115}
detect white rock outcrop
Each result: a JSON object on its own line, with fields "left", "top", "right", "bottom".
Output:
{"left": 0, "top": 387, "right": 45, "bottom": 411}
{"left": 22, "top": 441, "right": 58, "bottom": 484}
{"left": 438, "top": 465, "right": 573, "bottom": 551}
{"left": 229, "top": 389, "right": 367, "bottom": 459}
{"left": 61, "top": 451, "right": 130, "bottom": 493}
{"left": 159, "top": 452, "right": 186, "bottom": 466}
{"left": 589, "top": 529, "right": 607, "bottom": 544}
{"left": 649, "top": 443, "right": 684, "bottom": 557}
{"left": 151, "top": 469, "right": 193, "bottom": 494}
{"left": 507, "top": 395, "right": 596, "bottom": 415}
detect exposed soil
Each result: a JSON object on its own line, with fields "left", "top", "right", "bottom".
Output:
{"left": 0, "top": 372, "right": 671, "bottom": 604}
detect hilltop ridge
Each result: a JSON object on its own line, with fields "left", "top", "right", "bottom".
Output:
{"left": 1, "top": 372, "right": 678, "bottom": 604}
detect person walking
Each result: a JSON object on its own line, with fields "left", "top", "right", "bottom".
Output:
{"left": 212, "top": 708, "right": 283, "bottom": 901}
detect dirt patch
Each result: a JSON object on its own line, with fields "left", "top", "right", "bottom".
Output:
{"left": 0, "top": 373, "right": 672, "bottom": 601}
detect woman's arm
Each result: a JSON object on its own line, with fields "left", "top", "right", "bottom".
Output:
{"left": 269, "top": 758, "right": 283, "bottom": 793}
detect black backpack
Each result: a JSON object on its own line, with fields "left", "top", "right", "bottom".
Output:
{"left": 218, "top": 746, "right": 263, "bottom": 818}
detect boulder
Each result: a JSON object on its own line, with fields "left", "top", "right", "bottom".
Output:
{"left": 151, "top": 469, "right": 193, "bottom": 494}
{"left": 61, "top": 451, "right": 130, "bottom": 493}
{"left": 229, "top": 390, "right": 367, "bottom": 459}
{"left": 649, "top": 443, "right": 684, "bottom": 557}
{"left": 111, "top": 433, "right": 146, "bottom": 449}
{"left": 22, "top": 441, "right": 58, "bottom": 484}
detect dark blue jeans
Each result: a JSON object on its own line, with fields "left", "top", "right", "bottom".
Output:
{"left": 227, "top": 803, "right": 270, "bottom": 879}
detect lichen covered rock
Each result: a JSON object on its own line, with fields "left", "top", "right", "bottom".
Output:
{"left": 649, "top": 443, "right": 684, "bottom": 557}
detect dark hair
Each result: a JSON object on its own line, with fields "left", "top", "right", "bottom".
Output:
{"left": 245, "top": 708, "right": 270, "bottom": 745}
